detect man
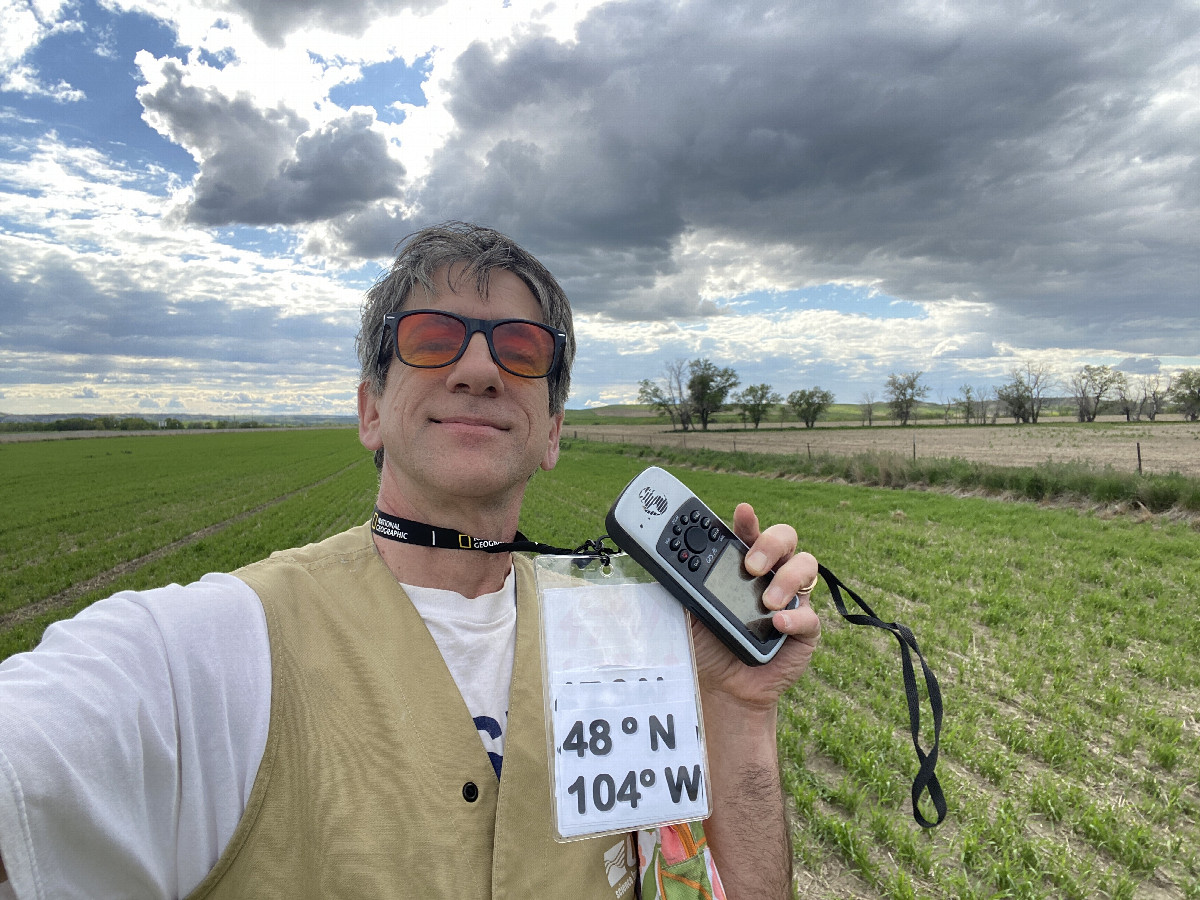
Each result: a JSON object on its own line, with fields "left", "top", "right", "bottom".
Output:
{"left": 0, "top": 222, "right": 820, "bottom": 898}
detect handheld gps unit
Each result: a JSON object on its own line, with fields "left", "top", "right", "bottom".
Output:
{"left": 605, "top": 466, "right": 798, "bottom": 665}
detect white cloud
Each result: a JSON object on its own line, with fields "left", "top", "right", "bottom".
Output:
{"left": 0, "top": 0, "right": 73, "bottom": 66}
{"left": 0, "top": 132, "right": 365, "bottom": 414}
{"left": 113, "top": 0, "right": 612, "bottom": 182}
{"left": 136, "top": 55, "right": 408, "bottom": 226}
{"left": 0, "top": 63, "right": 86, "bottom": 101}
{"left": 1, "top": 132, "right": 362, "bottom": 312}
{"left": 0, "top": 0, "right": 86, "bottom": 99}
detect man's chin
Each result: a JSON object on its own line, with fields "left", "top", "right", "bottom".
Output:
{"left": 401, "top": 447, "right": 540, "bottom": 499}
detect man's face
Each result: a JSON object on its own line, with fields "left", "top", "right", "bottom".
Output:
{"left": 358, "top": 264, "right": 564, "bottom": 516}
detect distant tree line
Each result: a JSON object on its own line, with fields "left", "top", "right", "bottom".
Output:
{"left": 638, "top": 359, "right": 1200, "bottom": 430}
{"left": 0, "top": 416, "right": 270, "bottom": 433}
{"left": 958, "top": 364, "right": 1199, "bottom": 425}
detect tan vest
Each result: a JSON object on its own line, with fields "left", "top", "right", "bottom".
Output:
{"left": 186, "top": 525, "right": 635, "bottom": 900}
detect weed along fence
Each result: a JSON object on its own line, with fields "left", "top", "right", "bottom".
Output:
{"left": 566, "top": 421, "right": 1200, "bottom": 479}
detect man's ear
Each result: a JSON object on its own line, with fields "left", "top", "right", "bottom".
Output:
{"left": 358, "top": 381, "right": 383, "bottom": 452}
{"left": 540, "top": 411, "right": 565, "bottom": 471}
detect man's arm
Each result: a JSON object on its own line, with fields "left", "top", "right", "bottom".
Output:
{"left": 693, "top": 503, "right": 821, "bottom": 898}
{"left": 698, "top": 686, "right": 792, "bottom": 896}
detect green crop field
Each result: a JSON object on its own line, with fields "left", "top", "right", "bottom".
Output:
{"left": 0, "top": 429, "right": 381, "bottom": 657}
{"left": 2, "top": 430, "right": 1198, "bottom": 898}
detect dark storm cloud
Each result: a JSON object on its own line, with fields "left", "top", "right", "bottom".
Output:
{"left": 0, "top": 254, "right": 356, "bottom": 385}
{"left": 328, "top": 0, "right": 1200, "bottom": 335}
{"left": 222, "top": 0, "right": 448, "bottom": 48}
{"left": 139, "top": 60, "right": 405, "bottom": 226}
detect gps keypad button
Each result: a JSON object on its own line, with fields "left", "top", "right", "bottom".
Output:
{"left": 684, "top": 526, "right": 708, "bottom": 554}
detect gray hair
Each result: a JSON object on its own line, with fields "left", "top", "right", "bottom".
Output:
{"left": 356, "top": 221, "right": 575, "bottom": 411}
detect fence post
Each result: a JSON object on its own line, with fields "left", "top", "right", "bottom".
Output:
{"left": 913, "top": 438, "right": 917, "bottom": 460}
{"left": 1137, "top": 442, "right": 1142, "bottom": 475}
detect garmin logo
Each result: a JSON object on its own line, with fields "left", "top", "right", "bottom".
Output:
{"left": 638, "top": 487, "right": 669, "bottom": 516}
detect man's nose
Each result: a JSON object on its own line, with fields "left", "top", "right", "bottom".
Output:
{"left": 446, "top": 331, "right": 502, "bottom": 390}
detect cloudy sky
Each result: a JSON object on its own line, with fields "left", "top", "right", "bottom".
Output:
{"left": 2, "top": 0, "right": 1198, "bottom": 416}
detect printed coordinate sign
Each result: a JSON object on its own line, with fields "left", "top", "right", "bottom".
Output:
{"left": 538, "top": 573, "right": 709, "bottom": 840}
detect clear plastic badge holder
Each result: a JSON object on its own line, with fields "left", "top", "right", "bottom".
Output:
{"left": 536, "top": 553, "right": 711, "bottom": 842}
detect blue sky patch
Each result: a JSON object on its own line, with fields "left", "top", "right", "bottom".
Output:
{"left": 213, "top": 226, "right": 299, "bottom": 260}
{"left": 329, "top": 54, "right": 432, "bottom": 123}
{"left": 723, "top": 285, "right": 926, "bottom": 320}
{"left": 196, "top": 47, "right": 237, "bottom": 70}
{"left": 12, "top": 0, "right": 194, "bottom": 175}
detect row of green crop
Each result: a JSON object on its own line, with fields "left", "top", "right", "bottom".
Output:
{"left": 0, "top": 438, "right": 380, "bottom": 659}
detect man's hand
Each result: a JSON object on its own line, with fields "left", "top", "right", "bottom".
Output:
{"left": 691, "top": 502, "right": 821, "bottom": 707}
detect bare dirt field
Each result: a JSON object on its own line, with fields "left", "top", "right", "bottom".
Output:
{"left": 564, "top": 419, "right": 1200, "bottom": 478}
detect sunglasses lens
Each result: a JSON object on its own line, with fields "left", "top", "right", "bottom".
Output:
{"left": 492, "top": 321, "right": 556, "bottom": 377}
{"left": 394, "top": 313, "right": 466, "bottom": 367}
{"left": 390, "top": 312, "right": 557, "bottom": 377}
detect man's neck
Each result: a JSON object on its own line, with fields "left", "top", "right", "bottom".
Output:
{"left": 370, "top": 533, "right": 514, "bottom": 597}
{"left": 370, "top": 481, "right": 525, "bottom": 597}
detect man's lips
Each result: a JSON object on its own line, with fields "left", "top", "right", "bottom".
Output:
{"left": 431, "top": 415, "right": 510, "bottom": 431}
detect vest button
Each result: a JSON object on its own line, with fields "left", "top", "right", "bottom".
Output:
{"left": 462, "top": 781, "right": 479, "bottom": 803}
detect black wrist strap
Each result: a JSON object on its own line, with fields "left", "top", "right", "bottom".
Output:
{"left": 817, "top": 563, "right": 946, "bottom": 828}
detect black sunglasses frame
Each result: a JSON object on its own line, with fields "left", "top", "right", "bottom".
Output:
{"left": 378, "top": 309, "right": 566, "bottom": 379}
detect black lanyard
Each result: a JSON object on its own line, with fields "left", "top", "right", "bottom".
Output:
{"left": 370, "top": 507, "right": 611, "bottom": 559}
{"left": 370, "top": 506, "right": 945, "bottom": 827}
{"left": 816, "top": 564, "right": 946, "bottom": 828}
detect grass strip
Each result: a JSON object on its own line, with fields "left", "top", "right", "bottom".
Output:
{"left": 557, "top": 438, "right": 1200, "bottom": 515}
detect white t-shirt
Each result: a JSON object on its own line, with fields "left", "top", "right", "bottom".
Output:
{"left": 402, "top": 577, "right": 516, "bottom": 779}
{"left": 0, "top": 568, "right": 517, "bottom": 900}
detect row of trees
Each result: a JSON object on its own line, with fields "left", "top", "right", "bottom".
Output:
{"left": 638, "top": 359, "right": 1200, "bottom": 431}
{"left": 926, "top": 364, "right": 1200, "bottom": 425}
{"left": 637, "top": 359, "right": 838, "bottom": 431}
